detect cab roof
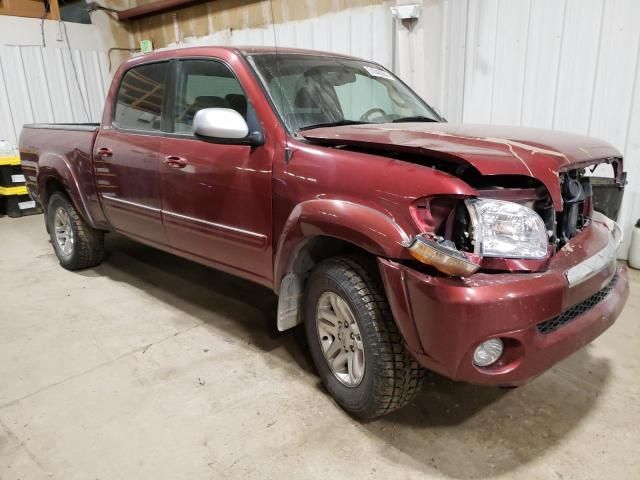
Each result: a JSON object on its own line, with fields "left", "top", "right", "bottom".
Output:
{"left": 133, "top": 44, "right": 367, "bottom": 63}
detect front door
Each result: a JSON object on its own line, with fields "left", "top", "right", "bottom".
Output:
{"left": 95, "top": 61, "right": 169, "bottom": 247}
{"left": 159, "top": 58, "right": 273, "bottom": 284}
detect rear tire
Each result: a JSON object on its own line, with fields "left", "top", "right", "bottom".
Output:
{"left": 47, "top": 192, "right": 105, "bottom": 270}
{"left": 304, "top": 255, "right": 425, "bottom": 419}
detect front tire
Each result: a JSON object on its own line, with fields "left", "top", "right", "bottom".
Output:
{"left": 47, "top": 192, "right": 105, "bottom": 270}
{"left": 304, "top": 255, "right": 425, "bottom": 419}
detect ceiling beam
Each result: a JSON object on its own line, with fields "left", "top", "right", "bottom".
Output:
{"left": 116, "top": 0, "right": 207, "bottom": 21}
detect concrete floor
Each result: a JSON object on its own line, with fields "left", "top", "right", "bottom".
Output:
{"left": 0, "top": 215, "right": 638, "bottom": 480}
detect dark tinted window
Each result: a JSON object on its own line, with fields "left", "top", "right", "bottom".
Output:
{"left": 114, "top": 62, "right": 168, "bottom": 132}
{"left": 174, "top": 60, "right": 246, "bottom": 134}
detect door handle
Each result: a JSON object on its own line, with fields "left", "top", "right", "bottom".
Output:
{"left": 163, "top": 155, "right": 188, "bottom": 169}
{"left": 97, "top": 147, "right": 112, "bottom": 158}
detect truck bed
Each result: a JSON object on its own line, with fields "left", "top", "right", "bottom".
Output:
{"left": 19, "top": 123, "right": 104, "bottom": 228}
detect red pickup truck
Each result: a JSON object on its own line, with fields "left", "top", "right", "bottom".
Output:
{"left": 19, "top": 46, "right": 629, "bottom": 419}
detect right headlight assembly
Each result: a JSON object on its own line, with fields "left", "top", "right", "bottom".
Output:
{"left": 466, "top": 198, "right": 549, "bottom": 259}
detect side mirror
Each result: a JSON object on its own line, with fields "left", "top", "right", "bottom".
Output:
{"left": 193, "top": 108, "right": 263, "bottom": 145}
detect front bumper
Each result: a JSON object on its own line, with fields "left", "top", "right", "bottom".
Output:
{"left": 378, "top": 220, "right": 630, "bottom": 386}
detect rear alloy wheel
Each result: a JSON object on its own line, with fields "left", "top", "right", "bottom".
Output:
{"left": 304, "top": 255, "right": 425, "bottom": 419}
{"left": 47, "top": 192, "right": 105, "bottom": 270}
{"left": 53, "top": 207, "right": 74, "bottom": 257}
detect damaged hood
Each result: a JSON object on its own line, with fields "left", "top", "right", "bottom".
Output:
{"left": 301, "top": 123, "right": 621, "bottom": 208}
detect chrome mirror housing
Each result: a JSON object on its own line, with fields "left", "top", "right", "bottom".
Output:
{"left": 193, "top": 108, "right": 249, "bottom": 140}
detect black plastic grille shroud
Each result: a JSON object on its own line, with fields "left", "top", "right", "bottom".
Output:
{"left": 536, "top": 272, "right": 619, "bottom": 335}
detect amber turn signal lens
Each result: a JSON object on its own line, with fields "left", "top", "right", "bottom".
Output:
{"left": 408, "top": 236, "right": 480, "bottom": 277}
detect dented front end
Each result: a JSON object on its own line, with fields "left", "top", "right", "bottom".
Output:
{"left": 405, "top": 157, "right": 626, "bottom": 276}
{"left": 378, "top": 204, "right": 628, "bottom": 384}
{"left": 302, "top": 123, "right": 629, "bottom": 385}
{"left": 381, "top": 160, "right": 629, "bottom": 385}
{"left": 301, "top": 123, "right": 626, "bottom": 275}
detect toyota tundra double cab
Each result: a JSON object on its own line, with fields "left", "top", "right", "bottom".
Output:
{"left": 19, "top": 46, "right": 629, "bottom": 419}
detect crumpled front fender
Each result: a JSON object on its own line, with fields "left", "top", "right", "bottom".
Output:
{"left": 273, "top": 199, "right": 412, "bottom": 289}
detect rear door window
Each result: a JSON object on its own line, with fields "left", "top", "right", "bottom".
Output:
{"left": 114, "top": 62, "right": 168, "bottom": 132}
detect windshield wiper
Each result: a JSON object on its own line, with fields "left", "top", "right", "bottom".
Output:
{"left": 391, "top": 115, "right": 439, "bottom": 123}
{"left": 298, "top": 119, "right": 370, "bottom": 131}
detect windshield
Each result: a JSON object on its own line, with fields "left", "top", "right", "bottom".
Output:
{"left": 247, "top": 53, "right": 441, "bottom": 133}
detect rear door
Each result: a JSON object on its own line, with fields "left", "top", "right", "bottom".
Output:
{"left": 95, "top": 61, "right": 170, "bottom": 247}
{"left": 159, "top": 58, "right": 273, "bottom": 284}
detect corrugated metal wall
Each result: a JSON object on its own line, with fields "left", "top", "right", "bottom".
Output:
{"left": 0, "top": 43, "right": 110, "bottom": 146}
{"left": 441, "top": 0, "right": 640, "bottom": 257}
{"left": 174, "top": 6, "right": 395, "bottom": 70}
{"left": 1, "top": 7, "right": 396, "bottom": 146}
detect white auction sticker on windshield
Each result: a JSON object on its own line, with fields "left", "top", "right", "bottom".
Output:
{"left": 363, "top": 65, "right": 393, "bottom": 80}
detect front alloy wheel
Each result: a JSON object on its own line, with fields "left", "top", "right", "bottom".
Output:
{"left": 304, "top": 255, "right": 425, "bottom": 419}
{"left": 316, "top": 291, "right": 366, "bottom": 387}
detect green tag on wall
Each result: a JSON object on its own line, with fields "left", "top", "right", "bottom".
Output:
{"left": 140, "top": 40, "right": 153, "bottom": 54}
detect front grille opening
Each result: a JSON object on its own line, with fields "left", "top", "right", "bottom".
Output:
{"left": 556, "top": 170, "right": 592, "bottom": 248}
{"left": 536, "top": 272, "right": 619, "bottom": 335}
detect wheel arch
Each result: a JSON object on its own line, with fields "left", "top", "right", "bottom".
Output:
{"left": 274, "top": 199, "right": 412, "bottom": 331}
{"left": 42, "top": 176, "right": 69, "bottom": 206}
{"left": 274, "top": 199, "right": 411, "bottom": 290}
{"left": 36, "top": 153, "right": 96, "bottom": 228}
